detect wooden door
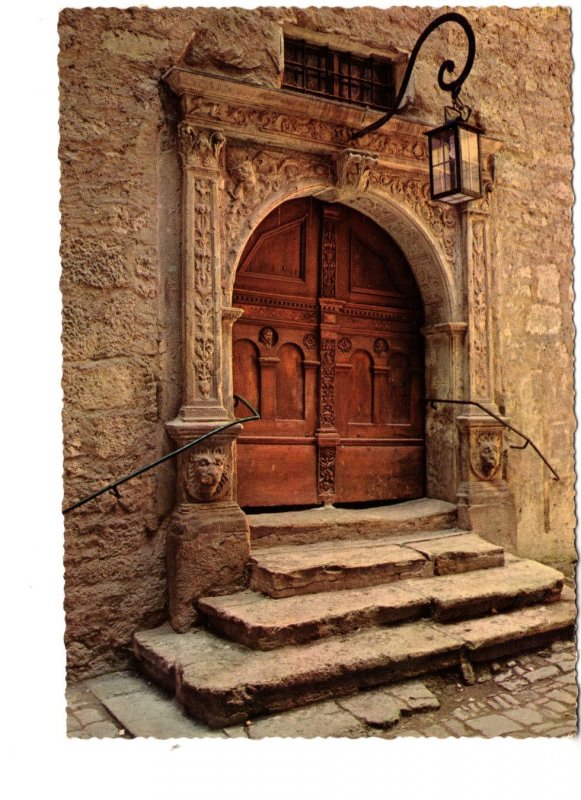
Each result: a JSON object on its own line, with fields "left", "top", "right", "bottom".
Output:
{"left": 233, "top": 198, "right": 425, "bottom": 508}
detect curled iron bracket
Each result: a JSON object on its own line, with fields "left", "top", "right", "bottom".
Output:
{"left": 351, "top": 12, "right": 476, "bottom": 142}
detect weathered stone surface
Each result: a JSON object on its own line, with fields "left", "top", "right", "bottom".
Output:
{"left": 249, "top": 499, "right": 458, "bottom": 549}
{"left": 387, "top": 681, "right": 440, "bottom": 713}
{"left": 407, "top": 533, "right": 504, "bottom": 575}
{"left": 102, "top": 688, "right": 227, "bottom": 739}
{"left": 167, "top": 502, "right": 250, "bottom": 632}
{"left": 433, "top": 588, "right": 575, "bottom": 658}
{"left": 199, "top": 582, "right": 429, "bottom": 649}
{"left": 249, "top": 538, "right": 432, "bottom": 598}
{"left": 337, "top": 691, "right": 402, "bottom": 728}
{"left": 87, "top": 671, "right": 153, "bottom": 700}
{"left": 199, "top": 559, "right": 564, "bottom": 650}
{"left": 412, "top": 559, "right": 563, "bottom": 622}
{"left": 247, "top": 700, "right": 367, "bottom": 739}
{"left": 464, "top": 714, "right": 524, "bottom": 737}
{"left": 135, "top": 622, "right": 464, "bottom": 727}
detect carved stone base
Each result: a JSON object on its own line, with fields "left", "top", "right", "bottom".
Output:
{"left": 167, "top": 502, "right": 250, "bottom": 633}
{"left": 457, "top": 480, "right": 518, "bottom": 553}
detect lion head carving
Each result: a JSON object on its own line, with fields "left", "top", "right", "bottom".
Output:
{"left": 185, "top": 446, "right": 230, "bottom": 502}
{"left": 471, "top": 433, "right": 501, "bottom": 480}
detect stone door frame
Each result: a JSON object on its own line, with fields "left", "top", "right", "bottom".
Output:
{"left": 162, "top": 66, "right": 516, "bottom": 629}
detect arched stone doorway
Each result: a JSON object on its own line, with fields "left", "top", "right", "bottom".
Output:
{"left": 232, "top": 196, "right": 425, "bottom": 508}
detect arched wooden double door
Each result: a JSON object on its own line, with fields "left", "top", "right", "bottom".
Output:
{"left": 233, "top": 198, "right": 425, "bottom": 508}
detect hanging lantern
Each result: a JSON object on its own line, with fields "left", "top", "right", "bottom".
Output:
{"left": 426, "top": 118, "right": 482, "bottom": 204}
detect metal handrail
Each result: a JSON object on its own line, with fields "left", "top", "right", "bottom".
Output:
{"left": 426, "top": 398, "right": 559, "bottom": 481}
{"left": 62, "top": 395, "right": 261, "bottom": 514}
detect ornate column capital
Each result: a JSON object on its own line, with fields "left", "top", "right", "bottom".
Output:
{"left": 177, "top": 123, "right": 226, "bottom": 172}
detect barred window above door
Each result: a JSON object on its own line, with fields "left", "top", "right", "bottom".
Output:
{"left": 283, "top": 38, "right": 396, "bottom": 111}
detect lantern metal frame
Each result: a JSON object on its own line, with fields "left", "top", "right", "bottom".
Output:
{"left": 425, "top": 118, "right": 482, "bottom": 204}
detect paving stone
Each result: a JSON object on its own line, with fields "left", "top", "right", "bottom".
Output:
{"left": 514, "top": 666, "right": 526, "bottom": 675}
{"left": 66, "top": 711, "right": 83, "bottom": 733}
{"left": 493, "top": 670, "right": 513, "bottom": 683}
{"left": 87, "top": 671, "right": 151, "bottom": 700}
{"left": 423, "top": 723, "right": 449, "bottom": 737}
{"left": 551, "top": 640, "right": 575, "bottom": 654}
{"left": 102, "top": 689, "right": 227, "bottom": 738}
{"left": 443, "top": 719, "right": 469, "bottom": 737}
{"left": 405, "top": 533, "right": 504, "bottom": 575}
{"left": 66, "top": 684, "right": 96, "bottom": 710}
{"left": 476, "top": 666, "right": 492, "bottom": 683}
{"left": 247, "top": 700, "right": 367, "bottom": 739}
{"left": 493, "top": 695, "right": 512, "bottom": 709}
{"left": 546, "top": 724, "right": 577, "bottom": 737}
{"left": 523, "top": 665, "right": 560, "bottom": 683}
{"left": 387, "top": 681, "right": 440, "bottom": 713}
{"left": 546, "top": 688, "right": 575, "bottom": 704}
{"left": 223, "top": 726, "right": 248, "bottom": 738}
{"left": 544, "top": 700, "right": 568, "bottom": 714}
{"left": 531, "top": 721, "right": 564, "bottom": 735}
{"left": 555, "top": 673, "right": 577, "bottom": 686}
{"left": 337, "top": 690, "right": 402, "bottom": 728}
{"left": 504, "top": 707, "right": 544, "bottom": 725}
{"left": 81, "top": 720, "right": 122, "bottom": 738}
{"left": 71, "top": 706, "right": 110, "bottom": 727}
{"left": 507, "top": 660, "right": 517, "bottom": 667}
{"left": 249, "top": 537, "right": 432, "bottom": 597}
{"left": 498, "top": 678, "right": 529, "bottom": 691}
{"left": 453, "top": 708, "right": 471, "bottom": 720}
{"left": 464, "top": 714, "right": 524, "bottom": 737}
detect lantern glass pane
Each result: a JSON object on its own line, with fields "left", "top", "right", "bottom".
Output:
{"left": 430, "top": 129, "right": 457, "bottom": 194}
{"left": 459, "top": 127, "right": 480, "bottom": 194}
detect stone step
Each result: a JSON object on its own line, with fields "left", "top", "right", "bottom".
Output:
{"left": 133, "top": 588, "right": 575, "bottom": 728}
{"left": 199, "top": 558, "right": 563, "bottom": 649}
{"left": 249, "top": 532, "right": 504, "bottom": 597}
{"left": 248, "top": 497, "right": 458, "bottom": 549}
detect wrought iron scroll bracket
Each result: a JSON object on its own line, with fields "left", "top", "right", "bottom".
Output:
{"left": 350, "top": 12, "right": 476, "bottom": 142}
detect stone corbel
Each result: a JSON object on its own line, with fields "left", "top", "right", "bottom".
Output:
{"left": 316, "top": 149, "right": 379, "bottom": 203}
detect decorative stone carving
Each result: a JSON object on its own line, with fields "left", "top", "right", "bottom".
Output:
{"left": 317, "top": 150, "right": 379, "bottom": 203}
{"left": 470, "top": 432, "right": 502, "bottom": 481}
{"left": 426, "top": 404, "right": 459, "bottom": 501}
{"left": 185, "top": 446, "right": 231, "bottom": 502}
{"left": 338, "top": 336, "right": 352, "bottom": 353}
{"left": 178, "top": 123, "right": 225, "bottom": 170}
{"left": 470, "top": 218, "right": 491, "bottom": 400}
{"left": 192, "top": 178, "right": 217, "bottom": 400}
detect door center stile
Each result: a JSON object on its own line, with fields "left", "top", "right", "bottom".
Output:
{"left": 317, "top": 205, "right": 342, "bottom": 506}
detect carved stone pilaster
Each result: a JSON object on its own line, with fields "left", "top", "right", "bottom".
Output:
{"left": 176, "top": 125, "right": 228, "bottom": 423}
{"left": 462, "top": 207, "right": 495, "bottom": 407}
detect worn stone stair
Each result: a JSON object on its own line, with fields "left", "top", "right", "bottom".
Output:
{"left": 132, "top": 501, "right": 575, "bottom": 729}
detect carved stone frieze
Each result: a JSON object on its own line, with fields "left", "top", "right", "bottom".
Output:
{"left": 178, "top": 123, "right": 225, "bottom": 170}
{"left": 367, "top": 172, "right": 456, "bottom": 265}
{"left": 185, "top": 445, "right": 231, "bottom": 502}
{"left": 470, "top": 431, "right": 502, "bottom": 481}
{"left": 425, "top": 403, "right": 459, "bottom": 502}
{"left": 321, "top": 216, "right": 337, "bottom": 298}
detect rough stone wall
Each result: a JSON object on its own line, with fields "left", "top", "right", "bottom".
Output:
{"left": 60, "top": 6, "right": 574, "bottom": 678}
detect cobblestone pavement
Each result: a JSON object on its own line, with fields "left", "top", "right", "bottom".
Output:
{"left": 67, "top": 638, "right": 577, "bottom": 740}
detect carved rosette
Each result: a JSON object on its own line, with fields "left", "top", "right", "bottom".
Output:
{"left": 320, "top": 339, "right": 336, "bottom": 428}
{"left": 318, "top": 447, "right": 337, "bottom": 503}
{"left": 185, "top": 445, "right": 231, "bottom": 502}
{"left": 469, "top": 430, "right": 502, "bottom": 481}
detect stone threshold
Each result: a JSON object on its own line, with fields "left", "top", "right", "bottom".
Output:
{"left": 248, "top": 497, "right": 458, "bottom": 548}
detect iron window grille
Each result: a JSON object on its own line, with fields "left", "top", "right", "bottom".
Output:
{"left": 283, "top": 38, "right": 396, "bottom": 111}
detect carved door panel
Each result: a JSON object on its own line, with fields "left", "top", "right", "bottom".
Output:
{"left": 233, "top": 198, "right": 424, "bottom": 508}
